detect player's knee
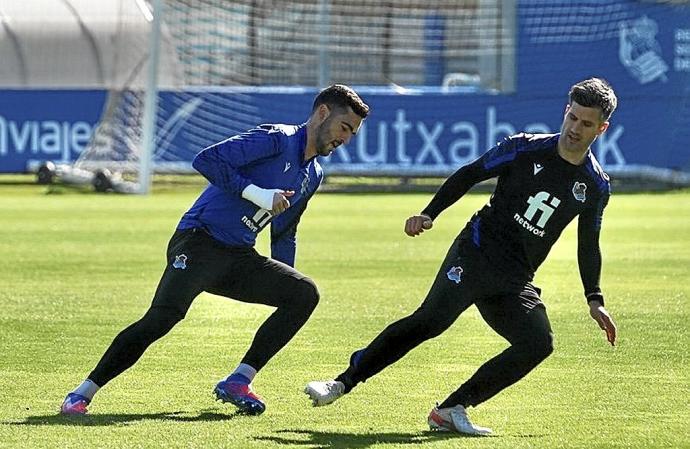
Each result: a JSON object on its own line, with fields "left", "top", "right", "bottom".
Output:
{"left": 530, "top": 331, "right": 554, "bottom": 361}
{"left": 140, "top": 306, "right": 184, "bottom": 340}
{"left": 512, "top": 328, "right": 553, "bottom": 364}
{"left": 386, "top": 316, "right": 447, "bottom": 344}
{"left": 295, "top": 277, "right": 320, "bottom": 313}
{"left": 406, "top": 311, "right": 450, "bottom": 339}
{"left": 425, "top": 319, "right": 452, "bottom": 339}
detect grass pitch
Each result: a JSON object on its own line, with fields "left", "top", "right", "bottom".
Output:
{"left": 0, "top": 180, "right": 688, "bottom": 448}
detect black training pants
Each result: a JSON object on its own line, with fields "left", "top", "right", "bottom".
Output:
{"left": 89, "top": 228, "right": 319, "bottom": 387}
{"left": 339, "top": 236, "right": 554, "bottom": 408}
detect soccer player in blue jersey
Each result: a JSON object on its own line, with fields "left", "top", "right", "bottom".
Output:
{"left": 61, "top": 84, "right": 369, "bottom": 416}
{"left": 306, "top": 78, "right": 618, "bottom": 435}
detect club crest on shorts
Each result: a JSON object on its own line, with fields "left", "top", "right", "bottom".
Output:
{"left": 173, "top": 254, "right": 188, "bottom": 270}
{"left": 572, "top": 182, "right": 587, "bottom": 203}
{"left": 447, "top": 265, "right": 463, "bottom": 284}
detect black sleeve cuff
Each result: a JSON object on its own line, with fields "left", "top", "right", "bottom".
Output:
{"left": 586, "top": 292, "right": 605, "bottom": 306}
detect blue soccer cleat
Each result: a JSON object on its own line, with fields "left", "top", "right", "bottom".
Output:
{"left": 213, "top": 380, "right": 266, "bottom": 415}
{"left": 60, "top": 393, "right": 90, "bottom": 415}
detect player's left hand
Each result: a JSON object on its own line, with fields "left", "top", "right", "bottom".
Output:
{"left": 271, "top": 190, "right": 294, "bottom": 215}
{"left": 588, "top": 301, "right": 617, "bottom": 346}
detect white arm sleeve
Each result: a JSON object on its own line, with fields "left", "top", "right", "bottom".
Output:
{"left": 242, "top": 184, "right": 281, "bottom": 210}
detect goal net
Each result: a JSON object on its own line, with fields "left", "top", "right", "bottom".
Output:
{"left": 45, "top": 0, "right": 689, "bottom": 192}
{"left": 53, "top": 0, "right": 515, "bottom": 192}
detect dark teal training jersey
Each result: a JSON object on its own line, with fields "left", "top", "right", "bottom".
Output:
{"left": 422, "top": 133, "right": 610, "bottom": 297}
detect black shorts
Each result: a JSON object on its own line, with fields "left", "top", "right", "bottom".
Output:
{"left": 418, "top": 236, "right": 546, "bottom": 329}
{"left": 150, "top": 228, "right": 311, "bottom": 317}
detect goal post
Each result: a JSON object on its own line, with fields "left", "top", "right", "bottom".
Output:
{"left": 139, "top": 0, "right": 163, "bottom": 194}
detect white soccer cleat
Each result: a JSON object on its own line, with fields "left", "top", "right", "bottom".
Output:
{"left": 304, "top": 380, "right": 345, "bottom": 406}
{"left": 428, "top": 404, "right": 492, "bottom": 436}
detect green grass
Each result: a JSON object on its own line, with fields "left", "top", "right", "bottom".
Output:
{"left": 0, "top": 182, "right": 688, "bottom": 448}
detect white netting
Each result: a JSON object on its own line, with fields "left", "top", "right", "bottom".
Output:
{"left": 43, "top": 0, "right": 688, "bottom": 190}
{"left": 72, "top": 0, "right": 514, "bottom": 187}
{"left": 162, "top": 0, "right": 510, "bottom": 88}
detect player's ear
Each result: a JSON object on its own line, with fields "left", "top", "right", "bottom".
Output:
{"left": 598, "top": 121, "right": 610, "bottom": 134}
{"left": 317, "top": 104, "right": 331, "bottom": 123}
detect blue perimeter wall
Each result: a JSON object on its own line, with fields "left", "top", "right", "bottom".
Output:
{"left": 0, "top": 0, "right": 688, "bottom": 174}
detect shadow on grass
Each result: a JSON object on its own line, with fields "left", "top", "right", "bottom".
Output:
{"left": 254, "top": 429, "right": 487, "bottom": 448}
{"left": 7, "top": 409, "right": 237, "bottom": 426}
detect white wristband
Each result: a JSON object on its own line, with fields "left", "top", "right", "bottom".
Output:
{"left": 242, "top": 184, "right": 280, "bottom": 210}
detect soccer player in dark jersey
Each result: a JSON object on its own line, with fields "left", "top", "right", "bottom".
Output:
{"left": 60, "top": 84, "right": 369, "bottom": 416}
{"left": 305, "top": 77, "right": 618, "bottom": 435}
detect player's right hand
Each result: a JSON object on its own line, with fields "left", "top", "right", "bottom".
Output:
{"left": 271, "top": 190, "right": 294, "bottom": 215}
{"left": 404, "top": 214, "right": 433, "bottom": 237}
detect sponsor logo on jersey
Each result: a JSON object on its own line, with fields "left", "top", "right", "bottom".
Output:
{"left": 173, "top": 254, "right": 188, "bottom": 269}
{"left": 447, "top": 265, "right": 463, "bottom": 284}
{"left": 284, "top": 161, "right": 291, "bottom": 172}
{"left": 514, "top": 191, "right": 561, "bottom": 237}
{"left": 241, "top": 215, "right": 259, "bottom": 232}
{"left": 242, "top": 209, "right": 273, "bottom": 233}
{"left": 533, "top": 163, "right": 544, "bottom": 175}
{"left": 572, "top": 182, "right": 587, "bottom": 202}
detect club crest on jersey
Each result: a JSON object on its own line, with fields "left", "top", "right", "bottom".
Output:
{"left": 447, "top": 265, "right": 463, "bottom": 284}
{"left": 572, "top": 182, "right": 587, "bottom": 203}
{"left": 173, "top": 254, "right": 188, "bottom": 270}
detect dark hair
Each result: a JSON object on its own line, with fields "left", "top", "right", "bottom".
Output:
{"left": 569, "top": 77, "right": 618, "bottom": 121}
{"left": 312, "top": 84, "right": 369, "bottom": 118}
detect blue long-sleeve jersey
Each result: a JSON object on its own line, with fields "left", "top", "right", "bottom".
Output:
{"left": 177, "top": 123, "right": 323, "bottom": 267}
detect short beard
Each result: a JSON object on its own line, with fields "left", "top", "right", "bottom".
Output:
{"left": 314, "top": 120, "right": 332, "bottom": 154}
